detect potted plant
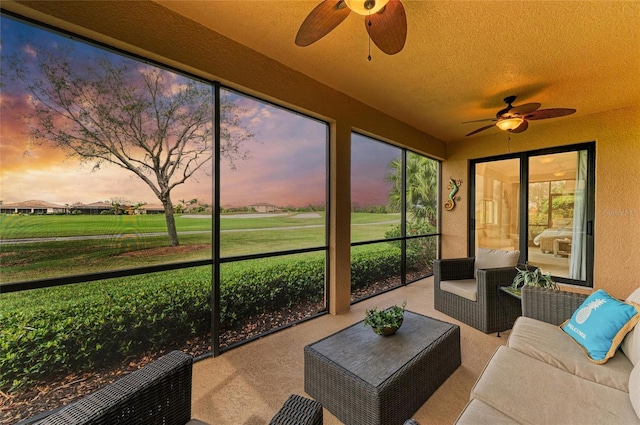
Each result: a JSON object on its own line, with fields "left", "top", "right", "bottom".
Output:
{"left": 508, "top": 264, "right": 558, "bottom": 296}
{"left": 363, "top": 301, "right": 407, "bottom": 336}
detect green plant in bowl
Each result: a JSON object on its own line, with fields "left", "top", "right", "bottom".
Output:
{"left": 363, "top": 301, "right": 407, "bottom": 336}
{"left": 509, "top": 264, "right": 558, "bottom": 295}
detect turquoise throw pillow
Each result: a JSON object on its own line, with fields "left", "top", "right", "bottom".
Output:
{"left": 561, "top": 289, "right": 640, "bottom": 364}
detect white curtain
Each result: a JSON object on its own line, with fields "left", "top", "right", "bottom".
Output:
{"left": 570, "top": 150, "right": 587, "bottom": 279}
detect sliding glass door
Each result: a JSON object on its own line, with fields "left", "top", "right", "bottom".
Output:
{"left": 528, "top": 151, "right": 588, "bottom": 280}
{"left": 471, "top": 143, "right": 594, "bottom": 287}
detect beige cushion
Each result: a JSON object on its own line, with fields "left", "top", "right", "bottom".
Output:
{"left": 455, "top": 399, "right": 520, "bottom": 425}
{"left": 630, "top": 364, "right": 640, "bottom": 420}
{"left": 508, "top": 317, "right": 633, "bottom": 391}
{"left": 474, "top": 247, "right": 520, "bottom": 279}
{"left": 440, "top": 279, "right": 477, "bottom": 301}
{"left": 622, "top": 287, "right": 640, "bottom": 365}
{"left": 472, "top": 346, "right": 640, "bottom": 424}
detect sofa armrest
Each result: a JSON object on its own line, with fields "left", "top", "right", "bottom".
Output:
{"left": 434, "top": 257, "right": 475, "bottom": 281}
{"left": 35, "top": 350, "right": 194, "bottom": 425}
{"left": 521, "top": 286, "right": 588, "bottom": 325}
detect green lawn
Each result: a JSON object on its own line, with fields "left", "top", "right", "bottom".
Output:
{"left": 219, "top": 213, "right": 325, "bottom": 230}
{"left": 0, "top": 212, "right": 401, "bottom": 283}
{"left": 0, "top": 214, "right": 211, "bottom": 239}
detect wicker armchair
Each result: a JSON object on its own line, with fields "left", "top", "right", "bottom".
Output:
{"left": 433, "top": 257, "right": 522, "bottom": 333}
{"left": 28, "top": 351, "right": 324, "bottom": 425}
{"left": 32, "top": 350, "right": 205, "bottom": 425}
{"left": 521, "top": 286, "right": 588, "bottom": 325}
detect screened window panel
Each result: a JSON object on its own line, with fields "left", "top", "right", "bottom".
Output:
{"left": 219, "top": 252, "right": 326, "bottom": 349}
{"left": 0, "top": 16, "right": 213, "bottom": 284}
{"left": 219, "top": 89, "right": 328, "bottom": 257}
{"left": 350, "top": 134, "right": 401, "bottom": 243}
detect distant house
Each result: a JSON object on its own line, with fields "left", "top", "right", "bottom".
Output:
{"left": 0, "top": 200, "right": 167, "bottom": 215}
{"left": 137, "top": 204, "right": 165, "bottom": 214}
{"left": 0, "top": 200, "right": 66, "bottom": 214}
{"left": 70, "top": 201, "right": 113, "bottom": 215}
{"left": 249, "top": 203, "right": 279, "bottom": 213}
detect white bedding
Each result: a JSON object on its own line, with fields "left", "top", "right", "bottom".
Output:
{"left": 533, "top": 228, "right": 573, "bottom": 246}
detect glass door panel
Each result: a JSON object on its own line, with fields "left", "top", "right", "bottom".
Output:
{"left": 528, "top": 151, "right": 587, "bottom": 279}
{"left": 474, "top": 159, "right": 520, "bottom": 253}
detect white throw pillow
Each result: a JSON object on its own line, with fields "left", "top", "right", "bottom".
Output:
{"left": 622, "top": 287, "right": 640, "bottom": 365}
{"left": 474, "top": 247, "right": 520, "bottom": 279}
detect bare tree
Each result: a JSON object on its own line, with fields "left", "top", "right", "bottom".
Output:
{"left": 8, "top": 45, "right": 254, "bottom": 246}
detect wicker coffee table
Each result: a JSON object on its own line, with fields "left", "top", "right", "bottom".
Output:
{"left": 304, "top": 311, "right": 460, "bottom": 425}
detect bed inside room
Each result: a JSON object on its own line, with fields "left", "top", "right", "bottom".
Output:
{"left": 532, "top": 218, "right": 573, "bottom": 254}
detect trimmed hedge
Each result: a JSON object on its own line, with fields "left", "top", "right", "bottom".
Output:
{"left": 0, "top": 270, "right": 212, "bottom": 392}
{"left": 351, "top": 244, "right": 402, "bottom": 288}
{"left": 0, "top": 247, "right": 405, "bottom": 392}
{"left": 219, "top": 254, "right": 325, "bottom": 326}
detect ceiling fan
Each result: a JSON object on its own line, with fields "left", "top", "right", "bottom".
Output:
{"left": 465, "top": 96, "right": 577, "bottom": 136}
{"left": 295, "top": 0, "right": 407, "bottom": 56}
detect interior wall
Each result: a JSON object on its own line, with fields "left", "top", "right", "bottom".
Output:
{"left": 443, "top": 106, "right": 640, "bottom": 299}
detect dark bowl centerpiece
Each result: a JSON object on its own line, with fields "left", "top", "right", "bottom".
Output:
{"left": 363, "top": 301, "right": 407, "bottom": 336}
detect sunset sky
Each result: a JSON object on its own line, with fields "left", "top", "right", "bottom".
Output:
{"left": 0, "top": 15, "right": 394, "bottom": 209}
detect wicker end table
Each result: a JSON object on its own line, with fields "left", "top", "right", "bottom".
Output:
{"left": 304, "top": 311, "right": 460, "bottom": 425}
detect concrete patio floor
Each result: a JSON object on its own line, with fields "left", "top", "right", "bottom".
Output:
{"left": 191, "top": 276, "right": 508, "bottom": 424}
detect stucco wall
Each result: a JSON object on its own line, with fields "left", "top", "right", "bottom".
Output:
{"left": 443, "top": 106, "right": 640, "bottom": 299}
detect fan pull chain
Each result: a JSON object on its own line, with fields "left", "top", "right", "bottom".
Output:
{"left": 367, "top": 19, "right": 372, "bottom": 61}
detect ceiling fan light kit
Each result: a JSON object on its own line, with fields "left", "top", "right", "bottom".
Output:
{"left": 496, "top": 118, "right": 524, "bottom": 131}
{"left": 344, "top": 0, "right": 389, "bottom": 15}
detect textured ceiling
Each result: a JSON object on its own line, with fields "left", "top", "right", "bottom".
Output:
{"left": 158, "top": 0, "right": 639, "bottom": 143}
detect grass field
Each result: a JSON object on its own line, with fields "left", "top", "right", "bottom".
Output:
{"left": 0, "top": 212, "right": 400, "bottom": 283}
{"left": 0, "top": 214, "right": 211, "bottom": 239}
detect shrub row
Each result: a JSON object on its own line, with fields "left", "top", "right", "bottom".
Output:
{"left": 219, "top": 254, "right": 325, "bottom": 326}
{"left": 0, "top": 271, "right": 212, "bottom": 392}
{"left": 351, "top": 244, "right": 402, "bottom": 288}
{"left": 0, "top": 246, "right": 405, "bottom": 392}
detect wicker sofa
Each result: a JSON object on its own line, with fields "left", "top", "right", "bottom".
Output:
{"left": 31, "top": 350, "right": 207, "bottom": 425}
{"left": 456, "top": 286, "right": 640, "bottom": 424}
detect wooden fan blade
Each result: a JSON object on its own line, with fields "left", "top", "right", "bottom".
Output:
{"left": 462, "top": 118, "right": 496, "bottom": 124}
{"left": 466, "top": 124, "right": 496, "bottom": 136}
{"left": 525, "top": 108, "right": 577, "bottom": 120}
{"left": 508, "top": 102, "right": 541, "bottom": 116}
{"left": 366, "top": 0, "right": 407, "bottom": 55}
{"left": 295, "top": 0, "right": 350, "bottom": 47}
{"left": 508, "top": 119, "right": 529, "bottom": 133}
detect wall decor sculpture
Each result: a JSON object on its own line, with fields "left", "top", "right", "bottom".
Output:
{"left": 444, "top": 178, "right": 462, "bottom": 211}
